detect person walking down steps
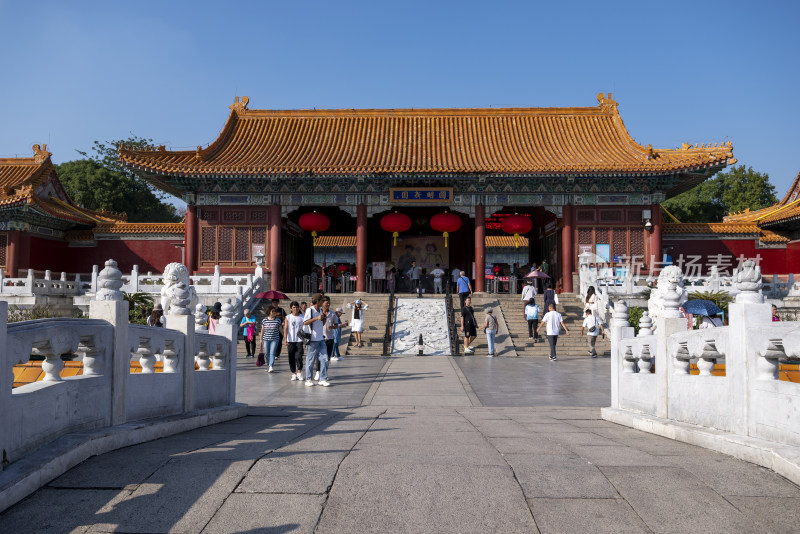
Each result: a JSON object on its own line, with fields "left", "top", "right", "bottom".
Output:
{"left": 483, "top": 307, "right": 498, "bottom": 357}
{"left": 537, "top": 303, "right": 569, "bottom": 361}
{"left": 461, "top": 296, "right": 477, "bottom": 354}
{"left": 581, "top": 308, "right": 604, "bottom": 358}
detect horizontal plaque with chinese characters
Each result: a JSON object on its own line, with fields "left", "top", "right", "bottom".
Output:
{"left": 390, "top": 187, "right": 452, "bottom": 203}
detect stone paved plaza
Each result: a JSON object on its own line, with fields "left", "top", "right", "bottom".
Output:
{"left": 2, "top": 351, "right": 799, "bottom": 533}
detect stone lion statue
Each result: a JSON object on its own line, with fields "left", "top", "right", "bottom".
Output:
{"left": 160, "top": 262, "right": 197, "bottom": 315}
{"left": 648, "top": 265, "right": 688, "bottom": 323}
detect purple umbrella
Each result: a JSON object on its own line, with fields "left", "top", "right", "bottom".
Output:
{"left": 524, "top": 271, "right": 551, "bottom": 279}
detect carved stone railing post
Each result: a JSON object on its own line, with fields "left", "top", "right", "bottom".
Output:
{"left": 213, "top": 319, "right": 237, "bottom": 404}
{"left": 167, "top": 310, "right": 196, "bottom": 413}
{"left": 194, "top": 303, "right": 208, "bottom": 333}
{"left": 196, "top": 339, "right": 211, "bottom": 371}
{"left": 25, "top": 269, "right": 34, "bottom": 293}
{"left": 638, "top": 341, "right": 653, "bottom": 373}
{"left": 130, "top": 265, "right": 140, "bottom": 293}
{"left": 89, "top": 258, "right": 129, "bottom": 425}
{"left": 220, "top": 299, "right": 235, "bottom": 325}
{"left": 609, "top": 299, "right": 636, "bottom": 408}
{"left": 729, "top": 258, "right": 770, "bottom": 435}
{"left": 672, "top": 340, "right": 691, "bottom": 375}
{"left": 79, "top": 334, "right": 102, "bottom": 376}
{"left": 211, "top": 341, "right": 226, "bottom": 371}
{"left": 622, "top": 344, "right": 636, "bottom": 373}
{"left": 689, "top": 336, "right": 722, "bottom": 376}
{"left": 162, "top": 339, "right": 180, "bottom": 373}
{"left": 212, "top": 265, "right": 221, "bottom": 293}
{"left": 134, "top": 336, "right": 156, "bottom": 374}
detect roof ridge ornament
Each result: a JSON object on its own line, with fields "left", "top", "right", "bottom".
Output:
{"left": 32, "top": 144, "right": 51, "bottom": 163}
{"left": 229, "top": 95, "right": 250, "bottom": 113}
{"left": 596, "top": 92, "right": 618, "bottom": 111}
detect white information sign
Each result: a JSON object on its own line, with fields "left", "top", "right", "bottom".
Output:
{"left": 372, "top": 262, "right": 386, "bottom": 280}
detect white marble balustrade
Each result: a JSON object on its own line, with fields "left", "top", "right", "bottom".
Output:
{"left": 605, "top": 261, "right": 800, "bottom": 485}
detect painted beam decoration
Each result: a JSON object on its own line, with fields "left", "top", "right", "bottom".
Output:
{"left": 390, "top": 188, "right": 452, "bottom": 203}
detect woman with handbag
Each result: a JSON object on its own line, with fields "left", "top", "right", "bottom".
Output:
{"left": 239, "top": 308, "right": 257, "bottom": 357}
{"left": 284, "top": 301, "right": 306, "bottom": 381}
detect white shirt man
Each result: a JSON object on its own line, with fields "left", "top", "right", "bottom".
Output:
{"left": 431, "top": 265, "right": 446, "bottom": 293}
{"left": 537, "top": 303, "right": 569, "bottom": 361}
{"left": 581, "top": 310, "right": 605, "bottom": 358}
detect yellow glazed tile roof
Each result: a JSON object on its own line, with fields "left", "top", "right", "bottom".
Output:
{"left": 663, "top": 223, "right": 790, "bottom": 244}
{"left": 120, "top": 94, "right": 735, "bottom": 177}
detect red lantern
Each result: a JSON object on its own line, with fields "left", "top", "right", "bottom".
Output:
{"left": 430, "top": 212, "right": 462, "bottom": 248}
{"left": 298, "top": 211, "right": 330, "bottom": 245}
{"left": 337, "top": 264, "right": 348, "bottom": 272}
{"left": 380, "top": 212, "right": 412, "bottom": 246}
{"left": 500, "top": 214, "right": 533, "bottom": 248}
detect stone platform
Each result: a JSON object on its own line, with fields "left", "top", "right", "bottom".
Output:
{"left": 1, "top": 351, "right": 799, "bottom": 533}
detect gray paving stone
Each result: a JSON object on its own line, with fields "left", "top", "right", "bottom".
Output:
{"left": 351, "top": 441, "right": 508, "bottom": 466}
{"left": 600, "top": 466, "right": 759, "bottom": 534}
{"left": 202, "top": 493, "right": 326, "bottom": 534}
{"left": 488, "top": 437, "right": 573, "bottom": 455}
{"left": 87, "top": 458, "right": 253, "bottom": 533}
{"left": 566, "top": 445, "right": 675, "bottom": 467}
{"left": 470, "top": 420, "right": 532, "bottom": 437}
{"left": 503, "top": 454, "right": 620, "bottom": 498}
{"left": 543, "top": 431, "right": 619, "bottom": 446}
{"left": 528, "top": 498, "right": 650, "bottom": 534}
{"left": 726, "top": 496, "right": 800, "bottom": 534}
{"left": 522, "top": 422, "right": 591, "bottom": 433}
{"left": 318, "top": 462, "right": 538, "bottom": 533}
{"left": 661, "top": 453, "right": 800, "bottom": 497}
{"left": 0, "top": 488, "right": 129, "bottom": 534}
{"left": 236, "top": 452, "right": 346, "bottom": 494}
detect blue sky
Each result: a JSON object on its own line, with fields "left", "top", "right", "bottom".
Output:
{"left": 1, "top": 0, "right": 798, "bottom": 202}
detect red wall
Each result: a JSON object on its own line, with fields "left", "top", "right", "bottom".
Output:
{"left": 25, "top": 235, "right": 182, "bottom": 275}
{"left": 665, "top": 237, "right": 800, "bottom": 275}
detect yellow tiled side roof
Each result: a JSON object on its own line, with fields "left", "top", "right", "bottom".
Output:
{"left": 120, "top": 94, "right": 735, "bottom": 177}
{"left": 663, "top": 223, "right": 790, "bottom": 244}
{"left": 93, "top": 222, "right": 184, "bottom": 235}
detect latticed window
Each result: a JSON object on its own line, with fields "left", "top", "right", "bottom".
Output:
{"left": 630, "top": 230, "right": 644, "bottom": 258}
{"left": 600, "top": 210, "right": 623, "bottom": 222}
{"left": 613, "top": 229, "right": 627, "bottom": 257}
{"left": 234, "top": 227, "right": 250, "bottom": 261}
{"left": 199, "top": 226, "right": 268, "bottom": 267}
{"left": 201, "top": 227, "right": 216, "bottom": 262}
{"left": 578, "top": 228, "right": 592, "bottom": 244}
{"left": 217, "top": 228, "right": 233, "bottom": 261}
{"left": 251, "top": 228, "right": 266, "bottom": 246}
{"left": 595, "top": 228, "right": 610, "bottom": 244}
{"left": 0, "top": 234, "right": 6, "bottom": 267}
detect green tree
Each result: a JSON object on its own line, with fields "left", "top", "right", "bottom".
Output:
{"left": 55, "top": 135, "right": 181, "bottom": 223}
{"left": 662, "top": 166, "right": 778, "bottom": 223}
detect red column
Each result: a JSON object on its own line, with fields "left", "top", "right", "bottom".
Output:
{"left": 185, "top": 205, "right": 198, "bottom": 274}
{"left": 269, "top": 204, "right": 282, "bottom": 291}
{"left": 6, "top": 230, "right": 19, "bottom": 278}
{"left": 651, "top": 203, "right": 662, "bottom": 269}
{"left": 475, "top": 204, "right": 485, "bottom": 292}
{"left": 561, "top": 205, "right": 574, "bottom": 293}
{"left": 356, "top": 204, "right": 367, "bottom": 293}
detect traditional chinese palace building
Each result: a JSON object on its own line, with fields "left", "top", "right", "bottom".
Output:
{"left": 117, "top": 93, "right": 736, "bottom": 292}
{"left": 12, "top": 94, "right": 797, "bottom": 290}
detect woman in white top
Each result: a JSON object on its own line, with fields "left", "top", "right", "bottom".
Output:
{"left": 284, "top": 301, "right": 306, "bottom": 381}
{"left": 585, "top": 286, "right": 598, "bottom": 317}
{"left": 346, "top": 299, "right": 369, "bottom": 347}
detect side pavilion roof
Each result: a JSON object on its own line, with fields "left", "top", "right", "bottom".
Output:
{"left": 119, "top": 94, "right": 735, "bottom": 191}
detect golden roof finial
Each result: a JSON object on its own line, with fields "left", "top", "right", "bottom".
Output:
{"left": 229, "top": 95, "right": 250, "bottom": 113}
{"left": 596, "top": 92, "right": 618, "bottom": 111}
{"left": 32, "top": 143, "right": 52, "bottom": 163}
